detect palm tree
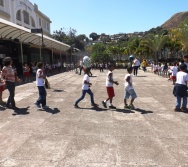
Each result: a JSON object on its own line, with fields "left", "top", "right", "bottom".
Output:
{"left": 175, "top": 20, "right": 188, "bottom": 54}
{"left": 142, "top": 33, "right": 168, "bottom": 63}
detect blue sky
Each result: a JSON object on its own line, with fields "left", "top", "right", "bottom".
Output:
{"left": 30, "top": 0, "right": 188, "bottom": 37}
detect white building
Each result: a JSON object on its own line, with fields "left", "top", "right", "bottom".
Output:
{"left": 0, "top": 0, "right": 51, "bottom": 36}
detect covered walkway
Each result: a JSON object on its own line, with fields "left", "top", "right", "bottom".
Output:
{"left": 0, "top": 18, "right": 70, "bottom": 64}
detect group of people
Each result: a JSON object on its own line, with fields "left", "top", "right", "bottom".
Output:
{"left": 0, "top": 57, "right": 48, "bottom": 110}
{"left": 74, "top": 63, "right": 137, "bottom": 110}
{"left": 74, "top": 55, "right": 188, "bottom": 113}
{"left": 0, "top": 54, "right": 188, "bottom": 113}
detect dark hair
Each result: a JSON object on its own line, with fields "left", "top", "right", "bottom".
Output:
{"left": 108, "top": 63, "right": 114, "bottom": 69}
{"left": 183, "top": 55, "right": 188, "bottom": 59}
{"left": 37, "top": 62, "right": 43, "bottom": 69}
{"left": 181, "top": 59, "right": 184, "bottom": 64}
{"left": 3, "top": 57, "right": 12, "bottom": 66}
{"left": 179, "top": 63, "right": 187, "bottom": 71}
{"left": 127, "top": 67, "right": 133, "bottom": 73}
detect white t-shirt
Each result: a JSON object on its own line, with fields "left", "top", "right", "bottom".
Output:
{"left": 124, "top": 74, "right": 133, "bottom": 90}
{"left": 133, "top": 59, "right": 140, "bottom": 66}
{"left": 171, "top": 66, "right": 178, "bottom": 76}
{"left": 36, "top": 69, "right": 44, "bottom": 86}
{"left": 106, "top": 71, "right": 113, "bottom": 87}
{"left": 176, "top": 71, "right": 188, "bottom": 85}
{"left": 82, "top": 74, "right": 90, "bottom": 90}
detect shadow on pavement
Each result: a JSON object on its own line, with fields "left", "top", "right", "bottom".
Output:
{"left": 134, "top": 108, "right": 153, "bottom": 114}
{"left": 115, "top": 108, "right": 135, "bottom": 113}
{"left": 77, "top": 106, "right": 108, "bottom": 112}
{"left": 135, "top": 76, "right": 147, "bottom": 77}
{"left": 44, "top": 108, "right": 60, "bottom": 114}
{"left": 12, "top": 106, "right": 30, "bottom": 116}
{"left": 53, "top": 89, "right": 65, "bottom": 92}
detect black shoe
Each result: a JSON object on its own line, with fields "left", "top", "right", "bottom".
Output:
{"left": 74, "top": 104, "right": 79, "bottom": 108}
{"left": 102, "top": 101, "right": 107, "bottom": 108}
{"left": 91, "top": 103, "right": 98, "bottom": 107}
{"left": 109, "top": 105, "right": 116, "bottom": 109}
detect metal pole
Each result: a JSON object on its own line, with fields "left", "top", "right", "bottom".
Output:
{"left": 20, "top": 30, "right": 24, "bottom": 67}
{"left": 60, "top": 45, "right": 62, "bottom": 71}
{"left": 52, "top": 47, "right": 54, "bottom": 64}
{"left": 39, "top": 37, "right": 41, "bottom": 61}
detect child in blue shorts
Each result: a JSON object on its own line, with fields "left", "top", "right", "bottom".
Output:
{"left": 124, "top": 67, "right": 137, "bottom": 109}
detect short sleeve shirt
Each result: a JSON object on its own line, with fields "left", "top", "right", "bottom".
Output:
{"left": 176, "top": 71, "right": 188, "bottom": 85}
{"left": 82, "top": 74, "right": 90, "bottom": 90}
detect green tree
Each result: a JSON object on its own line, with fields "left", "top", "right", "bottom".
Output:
{"left": 90, "top": 43, "right": 113, "bottom": 63}
{"left": 142, "top": 33, "right": 168, "bottom": 63}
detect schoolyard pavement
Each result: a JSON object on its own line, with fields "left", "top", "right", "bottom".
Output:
{"left": 0, "top": 69, "right": 188, "bottom": 167}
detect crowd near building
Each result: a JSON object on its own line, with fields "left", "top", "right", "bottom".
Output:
{"left": 0, "top": 0, "right": 71, "bottom": 75}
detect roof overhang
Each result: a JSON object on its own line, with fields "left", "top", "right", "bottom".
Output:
{"left": 0, "top": 18, "right": 70, "bottom": 51}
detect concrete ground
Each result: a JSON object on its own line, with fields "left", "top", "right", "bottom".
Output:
{"left": 0, "top": 69, "right": 188, "bottom": 167}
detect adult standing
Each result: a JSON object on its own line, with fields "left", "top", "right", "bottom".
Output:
{"left": 2, "top": 57, "right": 21, "bottom": 109}
{"left": 133, "top": 57, "right": 140, "bottom": 76}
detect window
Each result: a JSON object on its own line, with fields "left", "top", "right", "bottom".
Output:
{"left": 39, "top": 18, "right": 41, "bottom": 26}
{"left": 0, "top": 0, "right": 4, "bottom": 7}
{"left": 16, "top": 10, "right": 21, "bottom": 21}
{"left": 42, "top": 20, "right": 46, "bottom": 29}
{"left": 23, "top": 10, "right": 29, "bottom": 25}
{"left": 47, "top": 23, "right": 49, "bottom": 31}
{"left": 31, "top": 17, "right": 35, "bottom": 27}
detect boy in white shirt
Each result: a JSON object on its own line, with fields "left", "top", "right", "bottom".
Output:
{"left": 170, "top": 63, "right": 178, "bottom": 85}
{"left": 74, "top": 67, "right": 98, "bottom": 108}
{"left": 102, "top": 64, "right": 119, "bottom": 109}
{"left": 124, "top": 67, "right": 137, "bottom": 109}
{"left": 173, "top": 63, "right": 188, "bottom": 112}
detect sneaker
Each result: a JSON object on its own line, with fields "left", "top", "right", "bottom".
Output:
{"left": 109, "top": 105, "right": 116, "bottom": 109}
{"left": 124, "top": 104, "right": 129, "bottom": 109}
{"left": 181, "top": 107, "right": 188, "bottom": 112}
{"left": 174, "top": 108, "right": 181, "bottom": 112}
{"left": 128, "top": 104, "right": 135, "bottom": 109}
{"left": 74, "top": 104, "right": 79, "bottom": 108}
{"left": 102, "top": 101, "right": 107, "bottom": 108}
{"left": 91, "top": 103, "right": 99, "bottom": 107}
{"left": 42, "top": 106, "right": 49, "bottom": 109}
{"left": 36, "top": 105, "right": 41, "bottom": 109}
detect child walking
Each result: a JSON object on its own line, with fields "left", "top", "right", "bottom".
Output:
{"left": 35, "top": 62, "right": 49, "bottom": 110}
{"left": 102, "top": 64, "right": 119, "bottom": 109}
{"left": 170, "top": 62, "right": 178, "bottom": 85}
{"left": 124, "top": 67, "right": 137, "bottom": 109}
{"left": 74, "top": 67, "right": 98, "bottom": 108}
{"left": 173, "top": 63, "right": 188, "bottom": 112}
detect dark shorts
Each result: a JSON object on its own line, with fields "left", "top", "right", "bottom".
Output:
{"left": 106, "top": 87, "right": 115, "bottom": 98}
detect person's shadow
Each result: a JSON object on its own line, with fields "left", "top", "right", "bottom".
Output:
{"left": 115, "top": 108, "right": 135, "bottom": 113}
{"left": 42, "top": 107, "right": 60, "bottom": 114}
{"left": 12, "top": 106, "right": 30, "bottom": 116}
{"left": 133, "top": 108, "right": 153, "bottom": 114}
{"left": 76, "top": 106, "right": 108, "bottom": 112}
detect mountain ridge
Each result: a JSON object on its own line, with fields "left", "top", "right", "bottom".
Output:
{"left": 161, "top": 11, "right": 188, "bottom": 29}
